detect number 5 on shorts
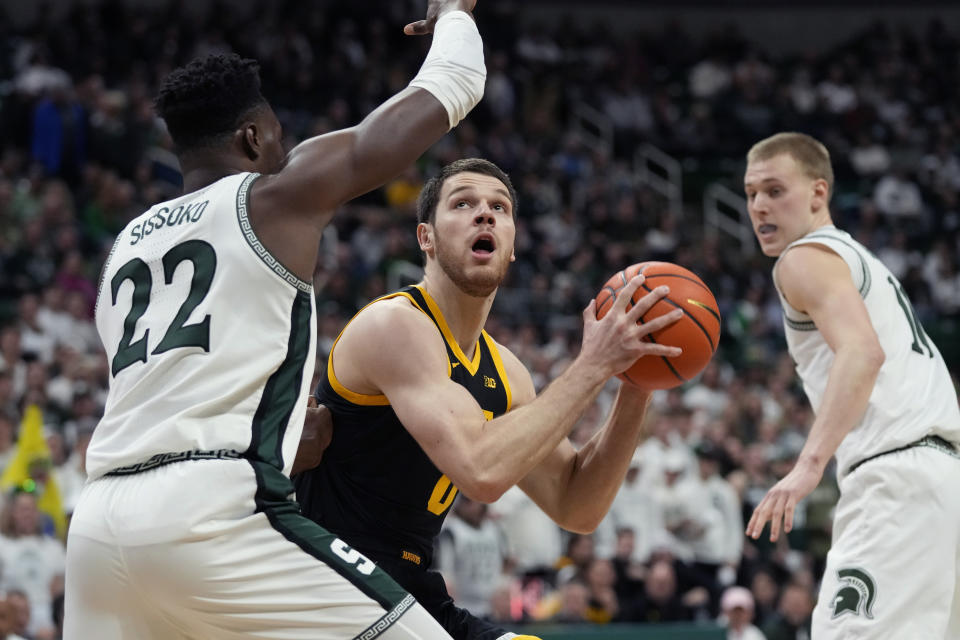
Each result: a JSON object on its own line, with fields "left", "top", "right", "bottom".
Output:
{"left": 330, "top": 538, "right": 375, "bottom": 576}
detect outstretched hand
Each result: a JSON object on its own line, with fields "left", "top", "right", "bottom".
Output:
{"left": 404, "top": 0, "right": 477, "bottom": 36}
{"left": 580, "top": 275, "right": 684, "bottom": 379}
{"left": 746, "top": 460, "right": 823, "bottom": 542}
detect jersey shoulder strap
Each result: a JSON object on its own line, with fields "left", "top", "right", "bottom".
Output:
{"left": 778, "top": 226, "right": 873, "bottom": 298}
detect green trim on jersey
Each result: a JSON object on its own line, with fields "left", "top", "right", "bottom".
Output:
{"left": 242, "top": 287, "right": 411, "bottom": 617}
{"left": 801, "top": 232, "right": 872, "bottom": 298}
{"left": 249, "top": 460, "right": 411, "bottom": 613}
{"left": 247, "top": 290, "right": 313, "bottom": 472}
{"left": 784, "top": 315, "right": 817, "bottom": 331}
{"left": 235, "top": 172, "right": 313, "bottom": 293}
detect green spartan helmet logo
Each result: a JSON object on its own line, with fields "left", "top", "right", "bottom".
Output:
{"left": 831, "top": 567, "right": 877, "bottom": 619}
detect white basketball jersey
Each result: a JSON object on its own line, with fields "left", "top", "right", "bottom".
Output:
{"left": 88, "top": 172, "right": 316, "bottom": 480}
{"left": 775, "top": 225, "right": 960, "bottom": 474}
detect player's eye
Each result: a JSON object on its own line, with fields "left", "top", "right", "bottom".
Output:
{"left": 770, "top": 187, "right": 782, "bottom": 197}
{"left": 455, "top": 201, "right": 471, "bottom": 209}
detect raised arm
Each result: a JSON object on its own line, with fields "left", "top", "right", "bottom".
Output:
{"left": 332, "top": 277, "right": 681, "bottom": 503}
{"left": 255, "top": 1, "right": 483, "bottom": 225}
{"left": 747, "top": 244, "right": 885, "bottom": 542}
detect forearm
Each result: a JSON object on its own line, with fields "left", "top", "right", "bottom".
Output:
{"left": 272, "top": 10, "right": 483, "bottom": 215}
{"left": 463, "top": 356, "right": 609, "bottom": 501}
{"left": 798, "top": 345, "right": 884, "bottom": 472}
{"left": 345, "top": 9, "right": 485, "bottom": 190}
{"left": 553, "top": 386, "right": 652, "bottom": 530}
{"left": 342, "top": 88, "right": 450, "bottom": 197}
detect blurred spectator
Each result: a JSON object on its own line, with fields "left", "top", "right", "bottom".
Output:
{"left": 655, "top": 449, "right": 707, "bottom": 562}
{"left": 555, "top": 534, "right": 595, "bottom": 585}
{"left": 609, "top": 450, "right": 668, "bottom": 564}
{"left": 35, "top": 288, "right": 72, "bottom": 349}
{"left": 0, "top": 328, "right": 26, "bottom": 400}
{"left": 51, "top": 420, "right": 93, "bottom": 516}
{"left": 721, "top": 586, "right": 766, "bottom": 640}
{"left": 489, "top": 485, "right": 563, "bottom": 575}
{"left": 624, "top": 559, "right": 695, "bottom": 623}
{"left": 0, "top": 593, "right": 29, "bottom": 640}
{"left": 16, "top": 295, "right": 55, "bottom": 365}
{"left": 30, "top": 84, "right": 87, "bottom": 187}
{"left": 59, "top": 292, "right": 98, "bottom": 355}
{"left": 690, "top": 441, "right": 743, "bottom": 588}
{"left": 549, "top": 580, "right": 591, "bottom": 623}
{"left": 582, "top": 559, "right": 619, "bottom": 623}
{"left": 873, "top": 168, "right": 924, "bottom": 220}
{"left": 849, "top": 133, "right": 891, "bottom": 177}
{"left": 0, "top": 490, "right": 65, "bottom": 637}
{"left": 761, "top": 581, "right": 814, "bottom": 640}
{"left": 748, "top": 567, "right": 781, "bottom": 629}
{"left": 683, "top": 362, "right": 731, "bottom": 419}
{"left": 0, "top": 414, "right": 16, "bottom": 471}
{"left": 436, "top": 496, "right": 508, "bottom": 619}
{"left": 5, "top": 590, "right": 31, "bottom": 640}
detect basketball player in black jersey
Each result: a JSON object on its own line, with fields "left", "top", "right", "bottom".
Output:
{"left": 295, "top": 158, "right": 685, "bottom": 639}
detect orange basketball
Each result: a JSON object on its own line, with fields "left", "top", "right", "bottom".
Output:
{"left": 595, "top": 262, "right": 721, "bottom": 390}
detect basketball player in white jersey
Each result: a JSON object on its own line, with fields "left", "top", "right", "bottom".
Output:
{"left": 742, "top": 132, "right": 960, "bottom": 639}
{"left": 64, "top": 2, "right": 488, "bottom": 638}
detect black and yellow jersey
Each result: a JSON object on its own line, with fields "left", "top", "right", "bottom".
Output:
{"left": 294, "top": 285, "right": 512, "bottom": 570}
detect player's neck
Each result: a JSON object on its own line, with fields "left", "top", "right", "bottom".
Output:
{"left": 807, "top": 212, "right": 835, "bottom": 235}
{"left": 420, "top": 273, "right": 494, "bottom": 359}
{"left": 178, "top": 152, "right": 252, "bottom": 194}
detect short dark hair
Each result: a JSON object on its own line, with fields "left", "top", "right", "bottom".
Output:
{"left": 416, "top": 158, "right": 518, "bottom": 224}
{"left": 155, "top": 53, "right": 267, "bottom": 152}
{"left": 747, "top": 132, "right": 834, "bottom": 197}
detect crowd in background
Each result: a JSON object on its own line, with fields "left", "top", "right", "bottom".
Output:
{"left": 0, "top": 1, "right": 958, "bottom": 638}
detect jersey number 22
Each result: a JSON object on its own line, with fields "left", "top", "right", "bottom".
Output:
{"left": 109, "top": 240, "right": 217, "bottom": 376}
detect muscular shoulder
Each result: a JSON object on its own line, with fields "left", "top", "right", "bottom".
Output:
{"left": 331, "top": 294, "right": 450, "bottom": 395}
{"left": 342, "top": 295, "right": 441, "bottom": 352}
{"left": 486, "top": 336, "right": 536, "bottom": 407}
{"left": 777, "top": 244, "right": 861, "bottom": 316}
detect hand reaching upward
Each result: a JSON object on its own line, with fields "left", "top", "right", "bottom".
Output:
{"left": 404, "top": 0, "right": 477, "bottom": 36}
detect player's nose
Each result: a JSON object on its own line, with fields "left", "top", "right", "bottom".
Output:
{"left": 474, "top": 204, "right": 496, "bottom": 226}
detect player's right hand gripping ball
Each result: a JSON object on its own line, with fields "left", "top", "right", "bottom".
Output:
{"left": 596, "top": 261, "right": 721, "bottom": 389}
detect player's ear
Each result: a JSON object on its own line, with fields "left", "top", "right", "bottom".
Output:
{"left": 417, "top": 222, "right": 435, "bottom": 255}
{"left": 811, "top": 178, "right": 829, "bottom": 213}
{"left": 238, "top": 122, "right": 260, "bottom": 161}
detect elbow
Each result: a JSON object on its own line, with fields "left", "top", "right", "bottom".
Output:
{"left": 562, "top": 517, "right": 601, "bottom": 536}
{"left": 459, "top": 478, "right": 508, "bottom": 504}
{"left": 554, "top": 506, "right": 604, "bottom": 535}
{"left": 456, "top": 464, "right": 511, "bottom": 504}
{"left": 864, "top": 341, "right": 886, "bottom": 373}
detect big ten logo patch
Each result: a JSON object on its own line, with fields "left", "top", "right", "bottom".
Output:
{"left": 484, "top": 375, "right": 497, "bottom": 389}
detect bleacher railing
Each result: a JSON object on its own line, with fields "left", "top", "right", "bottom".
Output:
{"left": 635, "top": 143, "right": 684, "bottom": 218}
{"left": 571, "top": 102, "right": 614, "bottom": 157}
{"left": 703, "top": 183, "right": 754, "bottom": 255}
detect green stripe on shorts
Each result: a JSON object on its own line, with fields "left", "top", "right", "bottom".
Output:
{"left": 252, "top": 461, "right": 410, "bottom": 611}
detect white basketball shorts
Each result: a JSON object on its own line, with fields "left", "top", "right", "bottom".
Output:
{"left": 64, "top": 457, "right": 453, "bottom": 639}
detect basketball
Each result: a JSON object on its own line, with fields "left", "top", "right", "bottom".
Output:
{"left": 595, "top": 262, "right": 721, "bottom": 390}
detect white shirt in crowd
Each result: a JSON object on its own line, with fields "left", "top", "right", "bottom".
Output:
{"left": 436, "top": 513, "right": 508, "bottom": 617}
{"left": 488, "top": 486, "right": 563, "bottom": 573}
{"left": 0, "top": 533, "right": 66, "bottom": 633}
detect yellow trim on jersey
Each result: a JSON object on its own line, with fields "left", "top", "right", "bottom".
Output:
{"left": 326, "top": 292, "right": 411, "bottom": 406}
{"left": 392, "top": 292, "right": 453, "bottom": 377}
{"left": 414, "top": 285, "right": 482, "bottom": 375}
{"left": 483, "top": 331, "right": 512, "bottom": 412}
